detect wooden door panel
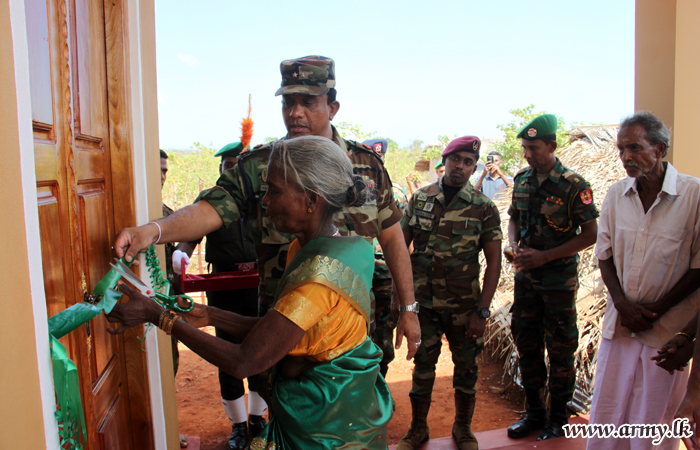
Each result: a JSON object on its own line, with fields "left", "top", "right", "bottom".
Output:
{"left": 72, "top": 0, "right": 108, "bottom": 138}
{"left": 25, "top": 0, "right": 55, "bottom": 127}
{"left": 76, "top": 146, "right": 107, "bottom": 180}
{"left": 37, "top": 184, "right": 70, "bottom": 323}
{"left": 97, "top": 393, "right": 130, "bottom": 450}
{"left": 78, "top": 184, "right": 117, "bottom": 377}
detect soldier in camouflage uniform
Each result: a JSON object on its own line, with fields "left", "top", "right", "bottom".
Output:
{"left": 112, "top": 55, "right": 422, "bottom": 360}
{"left": 505, "top": 114, "right": 599, "bottom": 441}
{"left": 363, "top": 139, "right": 410, "bottom": 377}
{"left": 398, "top": 136, "right": 503, "bottom": 450}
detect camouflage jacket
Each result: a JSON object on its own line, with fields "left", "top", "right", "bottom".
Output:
{"left": 507, "top": 158, "right": 599, "bottom": 268}
{"left": 401, "top": 179, "right": 502, "bottom": 311}
{"left": 373, "top": 182, "right": 410, "bottom": 280}
{"left": 199, "top": 126, "right": 403, "bottom": 307}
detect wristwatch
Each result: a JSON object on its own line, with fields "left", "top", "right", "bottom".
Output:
{"left": 399, "top": 301, "right": 420, "bottom": 314}
{"left": 475, "top": 307, "right": 490, "bottom": 320}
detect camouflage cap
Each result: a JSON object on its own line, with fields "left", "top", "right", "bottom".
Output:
{"left": 517, "top": 114, "right": 558, "bottom": 140}
{"left": 274, "top": 55, "right": 336, "bottom": 96}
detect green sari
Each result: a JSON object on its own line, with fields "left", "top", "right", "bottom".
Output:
{"left": 248, "top": 236, "right": 393, "bottom": 450}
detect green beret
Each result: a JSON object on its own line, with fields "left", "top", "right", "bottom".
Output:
{"left": 517, "top": 114, "right": 558, "bottom": 140}
{"left": 215, "top": 142, "right": 244, "bottom": 158}
{"left": 434, "top": 161, "right": 444, "bottom": 170}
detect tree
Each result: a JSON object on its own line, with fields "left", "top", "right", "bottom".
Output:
{"left": 162, "top": 142, "right": 220, "bottom": 211}
{"left": 493, "top": 104, "right": 571, "bottom": 175}
{"left": 336, "top": 122, "right": 377, "bottom": 142}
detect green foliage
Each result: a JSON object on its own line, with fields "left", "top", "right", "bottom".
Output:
{"left": 336, "top": 121, "right": 377, "bottom": 142}
{"left": 263, "top": 136, "right": 279, "bottom": 143}
{"left": 493, "top": 104, "right": 572, "bottom": 175}
{"left": 162, "top": 142, "right": 221, "bottom": 211}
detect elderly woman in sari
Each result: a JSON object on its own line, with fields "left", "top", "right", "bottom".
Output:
{"left": 107, "top": 136, "right": 393, "bottom": 449}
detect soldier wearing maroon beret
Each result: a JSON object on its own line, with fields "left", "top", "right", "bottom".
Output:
{"left": 398, "top": 136, "right": 503, "bottom": 450}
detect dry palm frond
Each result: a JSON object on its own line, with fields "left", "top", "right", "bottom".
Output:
{"left": 483, "top": 126, "right": 625, "bottom": 413}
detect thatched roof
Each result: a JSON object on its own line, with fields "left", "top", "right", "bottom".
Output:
{"left": 483, "top": 125, "right": 624, "bottom": 414}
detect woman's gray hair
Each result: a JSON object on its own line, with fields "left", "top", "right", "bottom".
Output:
{"left": 269, "top": 136, "right": 368, "bottom": 216}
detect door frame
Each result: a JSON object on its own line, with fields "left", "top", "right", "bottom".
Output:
{"left": 7, "top": 0, "right": 176, "bottom": 447}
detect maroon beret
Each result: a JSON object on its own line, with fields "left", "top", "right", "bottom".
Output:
{"left": 442, "top": 136, "right": 481, "bottom": 158}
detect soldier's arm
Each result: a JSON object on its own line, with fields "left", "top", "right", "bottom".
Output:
{"left": 480, "top": 240, "right": 502, "bottom": 308}
{"left": 538, "top": 219, "right": 598, "bottom": 261}
{"left": 115, "top": 201, "right": 224, "bottom": 263}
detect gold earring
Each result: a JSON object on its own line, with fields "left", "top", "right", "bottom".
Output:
{"left": 307, "top": 207, "right": 313, "bottom": 213}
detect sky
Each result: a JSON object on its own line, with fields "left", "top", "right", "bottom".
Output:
{"left": 155, "top": 0, "right": 635, "bottom": 151}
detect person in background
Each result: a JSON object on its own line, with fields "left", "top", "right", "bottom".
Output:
{"left": 505, "top": 114, "right": 598, "bottom": 441}
{"left": 475, "top": 151, "right": 513, "bottom": 199}
{"left": 173, "top": 142, "right": 266, "bottom": 450}
{"left": 435, "top": 161, "right": 445, "bottom": 178}
{"left": 362, "top": 138, "right": 409, "bottom": 377}
{"left": 159, "top": 149, "right": 188, "bottom": 448}
{"left": 587, "top": 111, "right": 700, "bottom": 450}
{"left": 398, "top": 136, "right": 502, "bottom": 450}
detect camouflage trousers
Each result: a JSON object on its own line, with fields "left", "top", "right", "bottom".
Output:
{"left": 409, "top": 307, "right": 484, "bottom": 401}
{"left": 511, "top": 270, "right": 578, "bottom": 402}
{"left": 370, "top": 278, "right": 396, "bottom": 378}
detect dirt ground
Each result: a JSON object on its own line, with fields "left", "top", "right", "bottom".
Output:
{"left": 175, "top": 328, "right": 524, "bottom": 449}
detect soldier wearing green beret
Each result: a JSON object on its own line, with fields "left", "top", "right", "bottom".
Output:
{"left": 172, "top": 142, "right": 267, "bottom": 450}
{"left": 398, "top": 136, "right": 503, "bottom": 450}
{"left": 505, "top": 114, "right": 599, "bottom": 440}
{"left": 435, "top": 160, "right": 445, "bottom": 178}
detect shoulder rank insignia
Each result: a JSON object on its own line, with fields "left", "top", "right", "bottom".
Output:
{"left": 546, "top": 196, "right": 564, "bottom": 206}
{"left": 580, "top": 189, "right": 593, "bottom": 205}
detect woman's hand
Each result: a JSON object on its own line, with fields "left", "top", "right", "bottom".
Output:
{"left": 106, "top": 283, "right": 163, "bottom": 335}
{"left": 178, "top": 298, "right": 210, "bottom": 328}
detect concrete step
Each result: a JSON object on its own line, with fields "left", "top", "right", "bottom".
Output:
{"left": 389, "top": 416, "right": 589, "bottom": 450}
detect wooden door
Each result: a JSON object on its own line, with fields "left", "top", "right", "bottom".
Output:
{"left": 26, "top": 0, "right": 154, "bottom": 448}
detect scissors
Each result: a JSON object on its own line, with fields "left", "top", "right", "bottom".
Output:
{"left": 110, "top": 258, "right": 194, "bottom": 312}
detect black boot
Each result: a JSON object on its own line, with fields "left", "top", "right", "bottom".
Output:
{"left": 507, "top": 389, "right": 547, "bottom": 439}
{"left": 396, "top": 397, "right": 431, "bottom": 450}
{"left": 227, "top": 422, "right": 247, "bottom": 450}
{"left": 248, "top": 414, "right": 267, "bottom": 437}
{"left": 537, "top": 398, "right": 568, "bottom": 441}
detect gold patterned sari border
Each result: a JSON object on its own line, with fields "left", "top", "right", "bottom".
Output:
{"left": 279, "top": 278, "right": 369, "bottom": 327}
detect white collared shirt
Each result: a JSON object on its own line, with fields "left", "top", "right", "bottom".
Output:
{"left": 595, "top": 163, "right": 700, "bottom": 348}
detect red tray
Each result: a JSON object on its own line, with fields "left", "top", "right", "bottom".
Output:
{"left": 178, "top": 260, "right": 259, "bottom": 293}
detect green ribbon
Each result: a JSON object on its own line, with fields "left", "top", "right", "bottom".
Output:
{"left": 47, "top": 257, "right": 133, "bottom": 448}
{"left": 50, "top": 335, "right": 85, "bottom": 450}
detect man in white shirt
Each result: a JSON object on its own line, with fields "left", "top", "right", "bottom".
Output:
{"left": 587, "top": 111, "right": 700, "bottom": 450}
